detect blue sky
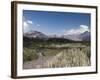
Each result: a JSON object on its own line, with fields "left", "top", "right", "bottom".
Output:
{"left": 23, "top": 10, "right": 90, "bottom": 35}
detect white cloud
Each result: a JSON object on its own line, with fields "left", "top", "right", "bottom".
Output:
{"left": 23, "top": 21, "right": 28, "bottom": 27}
{"left": 23, "top": 18, "right": 34, "bottom": 33}
{"left": 27, "top": 20, "right": 33, "bottom": 24}
{"left": 63, "top": 25, "right": 90, "bottom": 35}
{"left": 23, "top": 21, "right": 29, "bottom": 33}
{"left": 23, "top": 17, "right": 41, "bottom": 33}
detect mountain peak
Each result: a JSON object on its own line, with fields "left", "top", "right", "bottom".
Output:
{"left": 24, "top": 30, "right": 48, "bottom": 39}
{"left": 80, "top": 31, "right": 90, "bottom": 41}
{"left": 23, "top": 30, "right": 90, "bottom": 41}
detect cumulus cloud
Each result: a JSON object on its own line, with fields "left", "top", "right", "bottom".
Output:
{"left": 23, "top": 17, "right": 41, "bottom": 33}
{"left": 23, "top": 19, "right": 34, "bottom": 33}
{"left": 27, "top": 20, "right": 33, "bottom": 24}
{"left": 63, "top": 25, "right": 90, "bottom": 35}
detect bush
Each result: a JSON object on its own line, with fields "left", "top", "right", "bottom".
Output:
{"left": 23, "top": 48, "right": 39, "bottom": 62}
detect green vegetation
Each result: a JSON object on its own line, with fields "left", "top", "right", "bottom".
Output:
{"left": 41, "top": 48, "right": 62, "bottom": 56}
{"left": 23, "top": 48, "right": 38, "bottom": 62}
{"left": 43, "top": 47, "right": 91, "bottom": 68}
{"left": 23, "top": 37, "right": 91, "bottom": 68}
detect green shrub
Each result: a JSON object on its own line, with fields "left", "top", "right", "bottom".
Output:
{"left": 23, "top": 48, "right": 39, "bottom": 62}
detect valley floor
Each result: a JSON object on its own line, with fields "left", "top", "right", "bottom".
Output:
{"left": 23, "top": 46, "right": 91, "bottom": 69}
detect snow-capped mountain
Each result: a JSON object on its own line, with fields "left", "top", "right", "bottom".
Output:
{"left": 80, "top": 31, "right": 90, "bottom": 41}
{"left": 23, "top": 30, "right": 90, "bottom": 41}
{"left": 62, "top": 31, "right": 90, "bottom": 41}
{"left": 24, "top": 30, "right": 48, "bottom": 39}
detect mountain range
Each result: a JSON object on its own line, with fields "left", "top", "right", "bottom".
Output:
{"left": 24, "top": 30, "right": 48, "bottom": 39}
{"left": 24, "top": 30, "right": 90, "bottom": 41}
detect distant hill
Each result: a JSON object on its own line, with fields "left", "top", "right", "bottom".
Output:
{"left": 62, "top": 31, "right": 90, "bottom": 41}
{"left": 23, "top": 30, "right": 91, "bottom": 42}
{"left": 24, "top": 30, "right": 48, "bottom": 39}
{"left": 80, "top": 31, "right": 90, "bottom": 41}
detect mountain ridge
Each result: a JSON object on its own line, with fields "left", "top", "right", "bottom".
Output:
{"left": 23, "top": 30, "right": 90, "bottom": 41}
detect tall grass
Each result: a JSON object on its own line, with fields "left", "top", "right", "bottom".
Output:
{"left": 43, "top": 47, "right": 91, "bottom": 68}
{"left": 23, "top": 42, "right": 91, "bottom": 68}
